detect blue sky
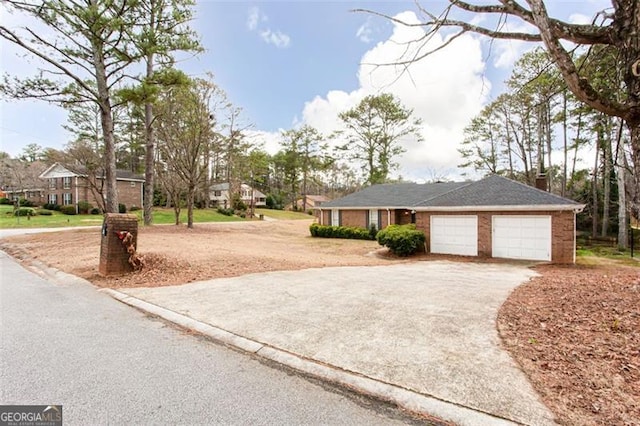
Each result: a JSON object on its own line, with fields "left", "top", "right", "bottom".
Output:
{"left": 1, "top": 1, "right": 609, "bottom": 180}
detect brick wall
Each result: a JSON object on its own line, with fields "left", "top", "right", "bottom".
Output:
{"left": 99, "top": 213, "right": 139, "bottom": 276}
{"left": 117, "top": 180, "right": 143, "bottom": 209}
{"left": 415, "top": 210, "right": 576, "bottom": 263}
{"left": 339, "top": 210, "right": 368, "bottom": 228}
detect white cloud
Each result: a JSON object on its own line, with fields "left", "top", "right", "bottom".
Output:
{"left": 260, "top": 29, "right": 290, "bottom": 49}
{"left": 246, "top": 6, "right": 290, "bottom": 49}
{"left": 297, "top": 11, "right": 489, "bottom": 181}
{"left": 247, "top": 130, "right": 282, "bottom": 155}
{"left": 569, "top": 13, "right": 592, "bottom": 25}
{"left": 246, "top": 6, "right": 260, "bottom": 31}
{"left": 356, "top": 19, "right": 373, "bottom": 43}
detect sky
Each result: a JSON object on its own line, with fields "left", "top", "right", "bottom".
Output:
{"left": 0, "top": 0, "right": 610, "bottom": 182}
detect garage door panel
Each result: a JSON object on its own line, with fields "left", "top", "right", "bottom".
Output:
{"left": 430, "top": 215, "right": 477, "bottom": 256}
{"left": 492, "top": 216, "right": 551, "bottom": 261}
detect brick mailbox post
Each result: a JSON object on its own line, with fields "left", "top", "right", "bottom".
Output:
{"left": 99, "top": 213, "right": 139, "bottom": 276}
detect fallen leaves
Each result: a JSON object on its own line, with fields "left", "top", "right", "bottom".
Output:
{"left": 498, "top": 264, "right": 640, "bottom": 426}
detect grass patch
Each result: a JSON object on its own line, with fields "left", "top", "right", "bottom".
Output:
{"left": 576, "top": 244, "right": 639, "bottom": 267}
{"left": 255, "top": 208, "right": 312, "bottom": 220}
{"left": 132, "top": 208, "right": 244, "bottom": 225}
{"left": 0, "top": 205, "right": 244, "bottom": 229}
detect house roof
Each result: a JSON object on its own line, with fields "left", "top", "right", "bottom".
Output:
{"left": 210, "top": 183, "right": 266, "bottom": 198}
{"left": 321, "top": 181, "right": 466, "bottom": 208}
{"left": 39, "top": 163, "right": 145, "bottom": 182}
{"left": 321, "top": 175, "right": 584, "bottom": 211}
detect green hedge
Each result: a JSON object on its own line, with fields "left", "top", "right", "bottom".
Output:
{"left": 376, "top": 224, "right": 425, "bottom": 257}
{"left": 14, "top": 207, "right": 36, "bottom": 217}
{"left": 60, "top": 205, "right": 77, "bottom": 215}
{"left": 38, "top": 209, "right": 54, "bottom": 216}
{"left": 309, "top": 223, "right": 375, "bottom": 240}
{"left": 217, "top": 207, "right": 234, "bottom": 216}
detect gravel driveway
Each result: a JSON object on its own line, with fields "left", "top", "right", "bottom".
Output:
{"left": 121, "top": 260, "right": 556, "bottom": 425}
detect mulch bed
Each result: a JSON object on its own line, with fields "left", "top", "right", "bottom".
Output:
{"left": 498, "top": 264, "right": 640, "bottom": 425}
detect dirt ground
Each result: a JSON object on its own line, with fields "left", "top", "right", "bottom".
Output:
{"left": 0, "top": 220, "right": 394, "bottom": 288}
{"left": 1, "top": 219, "right": 638, "bottom": 425}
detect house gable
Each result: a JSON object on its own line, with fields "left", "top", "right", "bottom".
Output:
{"left": 39, "top": 163, "right": 81, "bottom": 179}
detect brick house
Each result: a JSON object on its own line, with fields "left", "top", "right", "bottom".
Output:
{"left": 39, "top": 163, "right": 144, "bottom": 212}
{"left": 286, "top": 195, "right": 330, "bottom": 211}
{"left": 318, "top": 175, "right": 585, "bottom": 263}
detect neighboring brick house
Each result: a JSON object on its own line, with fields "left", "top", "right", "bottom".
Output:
{"left": 286, "top": 195, "right": 330, "bottom": 211}
{"left": 39, "top": 163, "right": 144, "bottom": 212}
{"left": 209, "top": 183, "right": 266, "bottom": 208}
{"left": 318, "top": 175, "right": 585, "bottom": 264}
{"left": 3, "top": 188, "right": 46, "bottom": 205}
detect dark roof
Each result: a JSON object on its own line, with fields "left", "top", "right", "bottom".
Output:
{"left": 321, "top": 182, "right": 466, "bottom": 208}
{"left": 60, "top": 163, "right": 144, "bottom": 181}
{"left": 322, "top": 175, "right": 582, "bottom": 209}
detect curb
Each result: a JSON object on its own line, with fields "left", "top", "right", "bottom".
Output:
{"left": 101, "top": 288, "right": 519, "bottom": 426}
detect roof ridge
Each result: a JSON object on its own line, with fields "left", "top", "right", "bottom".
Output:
{"left": 410, "top": 181, "right": 473, "bottom": 207}
{"left": 489, "top": 174, "right": 577, "bottom": 203}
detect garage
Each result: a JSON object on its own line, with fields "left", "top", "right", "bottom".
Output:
{"left": 430, "top": 215, "right": 478, "bottom": 256}
{"left": 492, "top": 216, "right": 551, "bottom": 261}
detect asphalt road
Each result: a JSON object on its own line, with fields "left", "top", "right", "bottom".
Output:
{"left": 0, "top": 251, "right": 414, "bottom": 425}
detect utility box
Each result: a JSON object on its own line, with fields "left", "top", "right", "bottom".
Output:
{"left": 99, "top": 213, "right": 139, "bottom": 276}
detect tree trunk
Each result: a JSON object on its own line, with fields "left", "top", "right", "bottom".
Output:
{"left": 187, "top": 185, "right": 195, "bottom": 229}
{"left": 616, "top": 121, "right": 628, "bottom": 250}
{"left": 562, "top": 93, "right": 568, "bottom": 197}
{"left": 93, "top": 43, "right": 118, "bottom": 213}
{"left": 144, "top": 53, "right": 155, "bottom": 226}
{"left": 592, "top": 139, "right": 600, "bottom": 238}
{"left": 601, "top": 117, "right": 612, "bottom": 237}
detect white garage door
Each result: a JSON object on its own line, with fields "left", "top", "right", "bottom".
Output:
{"left": 430, "top": 216, "right": 478, "bottom": 256}
{"left": 492, "top": 216, "right": 551, "bottom": 261}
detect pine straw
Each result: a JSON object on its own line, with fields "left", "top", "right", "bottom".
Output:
{"left": 498, "top": 264, "right": 640, "bottom": 426}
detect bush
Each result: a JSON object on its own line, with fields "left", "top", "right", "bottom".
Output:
{"left": 376, "top": 224, "right": 425, "bottom": 257}
{"left": 309, "top": 223, "right": 374, "bottom": 240}
{"left": 19, "top": 198, "right": 34, "bottom": 207}
{"left": 0, "top": 197, "right": 12, "bottom": 205}
{"left": 129, "top": 205, "right": 140, "bottom": 212}
{"left": 90, "top": 207, "right": 101, "bottom": 215}
{"left": 217, "top": 207, "right": 234, "bottom": 216}
{"left": 77, "top": 200, "right": 93, "bottom": 214}
{"left": 37, "top": 209, "right": 54, "bottom": 216}
{"left": 265, "top": 193, "right": 285, "bottom": 210}
{"left": 14, "top": 207, "right": 35, "bottom": 217}
{"left": 60, "top": 205, "right": 77, "bottom": 215}
{"left": 43, "top": 203, "right": 61, "bottom": 211}
{"left": 118, "top": 203, "right": 127, "bottom": 213}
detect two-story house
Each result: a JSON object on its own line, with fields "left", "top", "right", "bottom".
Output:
{"left": 39, "top": 163, "right": 144, "bottom": 211}
{"left": 209, "top": 183, "right": 266, "bottom": 209}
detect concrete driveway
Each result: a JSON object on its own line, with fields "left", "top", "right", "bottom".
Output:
{"left": 117, "top": 261, "right": 555, "bottom": 425}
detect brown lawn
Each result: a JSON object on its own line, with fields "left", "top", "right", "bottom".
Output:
{"left": 1, "top": 219, "right": 638, "bottom": 425}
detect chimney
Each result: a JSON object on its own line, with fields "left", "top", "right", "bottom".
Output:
{"left": 535, "top": 174, "right": 548, "bottom": 191}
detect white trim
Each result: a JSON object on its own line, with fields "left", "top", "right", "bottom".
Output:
{"left": 324, "top": 204, "right": 584, "bottom": 212}
{"left": 430, "top": 215, "right": 478, "bottom": 256}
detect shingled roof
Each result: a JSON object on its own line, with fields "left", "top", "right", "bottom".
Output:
{"left": 321, "top": 175, "right": 583, "bottom": 210}
{"left": 322, "top": 181, "right": 466, "bottom": 208}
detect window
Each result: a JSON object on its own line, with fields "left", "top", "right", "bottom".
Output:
{"left": 331, "top": 209, "right": 340, "bottom": 226}
{"left": 48, "top": 194, "right": 57, "bottom": 205}
{"left": 369, "top": 209, "right": 379, "bottom": 229}
{"left": 214, "top": 190, "right": 221, "bottom": 197}
{"left": 63, "top": 193, "right": 72, "bottom": 205}
{"left": 49, "top": 178, "right": 56, "bottom": 189}
{"left": 63, "top": 177, "right": 72, "bottom": 189}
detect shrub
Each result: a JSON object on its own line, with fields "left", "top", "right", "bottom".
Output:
{"left": 19, "top": 198, "right": 34, "bottom": 207}
{"left": 309, "top": 223, "right": 374, "bottom": 240}
{"left": 90, "top": 207, "right": 101, "bottom": 215}
{"left": 129, "top": 205, "right": 140, "bottom": 212}
{"left": 217, "top": 207, "right": 234, "bottom": 216}
{"left": 43, "top": 203, "right": 61, "bottom": 211}
{"left": 14, "top": 207, "right": 35, "bottom": 217}
{"left": 38, "top": 209, "right": 54, "bottom": 216}
{"left": 60, "top": 205, "right": 77, "bottom": 215}
{"left": 118, "top": 203, "right": 127, "bottom": 213}
{"left": 0, "top": 197, "right": 12, "bottom": 205}
{"left": 376, "top": 224, "right": 425, "bottom": 257}
{"left": 77, "top": 200, "right": 93, "bottom": 214}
